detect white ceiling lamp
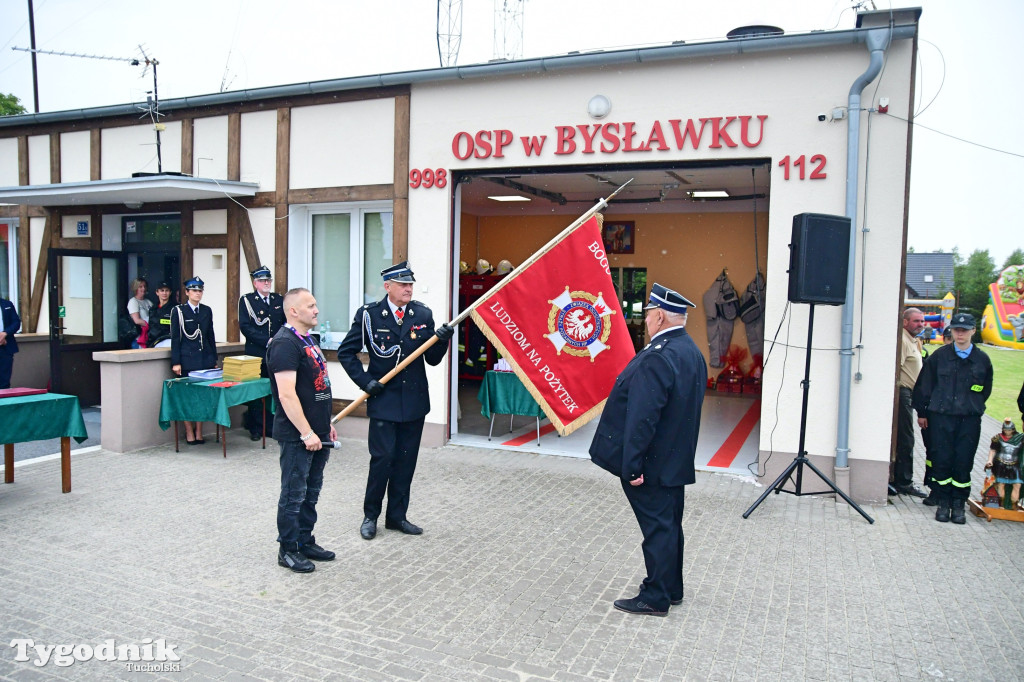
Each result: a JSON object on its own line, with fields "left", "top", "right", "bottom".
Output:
{"left": 689, "top": 190, "right": 730, "bottom": 199}
{"left": 587, "top": 94, "right": 612, "bottom": 119}
{"left": 487, "top": 195, "right": 531, "bottom": 202}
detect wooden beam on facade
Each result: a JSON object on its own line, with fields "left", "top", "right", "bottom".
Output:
{"left": 49, "top": 133, "right": 61, "bottom": 184}
{"left": 29, "top": 210, "right": 54, "bottom": 333}
{"left": 286, "top": 185, "right": 394, "bottom": 205}
{"left": 17, "top": 205, "right": 30, "bottom": 325}
{"left": 180, "top": 206, "right": 194, "bottom": 297}
{"left": 191, "top": 234, "right": 227, "bottom": 249}
{"left": 274, "top": 108, "right": 290, "bottom": 293}
{"left": 227, "top": 113, "right": 241, "bottom": 182}
{"left": 393, "top": 94, "right": 410, "bottom": 262}
{"left": 237, "top": 206, "right": 261, "bottom": 276}
{"left": 181, "top": 118, "right": 193, "bottom": 176}
{"left": 226, "top": 204, "right": 240, "bottom": 342}
{"left": 18, "top": 136, "right": 29, "bottom": 185}
{"left": 90, "top": 129, "right": 101, "bottom": 181}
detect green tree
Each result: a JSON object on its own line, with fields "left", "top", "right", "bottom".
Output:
{"left": 0, "top": 93, "right": 27, "bottom": 116}
{"left": 1002, "top": 248, "right": 1024, "bottom": 269}
{"left": 953, "top": 249, "right": 996, "bottom": 321}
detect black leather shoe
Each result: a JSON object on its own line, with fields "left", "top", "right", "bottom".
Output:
{"left": 613, "top": 597, "right": 667, "bottom": 617}
{"left": 897, "top": 484, "right": 928, "bottom": 498}
{"left": 384, "top": 518, "right": 423, "bottom": 535}
{"left": 670, "top": 597, "right": 683, "bottom": 606}
{"left": 249, "top": 432, "right": 261, "bottom": 441}
{"left": 278, "top": 549, "right": 315, "bottom": 573}
{"left": 935, "top": 504, "right": 950, "bottom": 523}
{"left": 300, "top": 542, "right": 335, "bottom": 561}
{"left": 951, "top": 501, "right": 967, "bottom": 525}
{"left": 360, "top": 517, "right": 377, "bottom": 540}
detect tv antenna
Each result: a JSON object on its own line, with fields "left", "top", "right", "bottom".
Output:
{"left": 12, "top": 45, "right": 165, "bottom": 173}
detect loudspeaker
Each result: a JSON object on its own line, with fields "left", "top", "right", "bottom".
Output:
{"left": 787, "top": 213, "right": 851, "bottom": 305}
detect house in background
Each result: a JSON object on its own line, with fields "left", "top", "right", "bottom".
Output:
{"left": 905, "top": 252, "right": 955, "bottom": 298}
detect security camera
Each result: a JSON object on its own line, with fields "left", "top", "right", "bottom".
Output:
{"left": 817, "top": 113, "right": 827, "bottom": 122}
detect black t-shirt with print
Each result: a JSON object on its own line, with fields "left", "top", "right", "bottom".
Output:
{"left": 266, "top": 326, "right": 333, "bottom": 441}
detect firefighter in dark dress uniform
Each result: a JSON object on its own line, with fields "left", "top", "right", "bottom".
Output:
{"left": 171, "top": 276, "right": 218, "bottom": 444}
{"left": 590, "top": 283, "right": 707, "bottom": 616}
{"left": 147, "top": 281, "right": 176, "bottom": 348}
{"left": 337, "top": 261, "right": 454, "bottom": 540}
{"left": 238, "top": 265, "right": 285, "bottom": 440}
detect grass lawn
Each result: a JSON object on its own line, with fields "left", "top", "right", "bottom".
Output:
{"left": 983, "top": 345, "right": 1024, "bottom": 422}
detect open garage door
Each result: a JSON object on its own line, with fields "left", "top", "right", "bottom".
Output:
{"left": 449, "top": 161, "right": 770, "bottom": 476}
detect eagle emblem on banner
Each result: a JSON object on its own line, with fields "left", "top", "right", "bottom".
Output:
{"left": 545, "top": 287, "right": 617, "bottom": 360}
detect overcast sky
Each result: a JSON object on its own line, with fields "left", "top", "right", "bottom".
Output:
{"left": 1, "top": 0, "right": 1020, "bottom": 267}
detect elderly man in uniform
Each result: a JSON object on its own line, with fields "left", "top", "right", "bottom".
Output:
{"left": 590, "top": 283, "right": 707, "bottom": 616}
{"left": 239, "top": 265, "right": 285, "bottom": 441}
{"left": 337, "top": 261, "right": 454, "bottom": 540}
{"left": 891, "top": 307, "right": 928, "bottom": 498}
{"left": 913, "top": 312, "right": 993, "bottom": 524}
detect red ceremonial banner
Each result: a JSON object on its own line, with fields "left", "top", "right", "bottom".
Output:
{"left": 470, "top": 215, "right": 635, "bottom": 435}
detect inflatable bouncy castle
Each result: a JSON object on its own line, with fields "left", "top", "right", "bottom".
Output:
{"left": 980, "top": 264, "right": 1024, "bottom": 349}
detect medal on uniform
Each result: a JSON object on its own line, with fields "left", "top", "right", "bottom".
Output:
{"left": 410, "top": 331, "right": 416, "bottom": 339}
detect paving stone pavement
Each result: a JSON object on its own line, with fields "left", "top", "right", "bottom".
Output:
{"left": 1, "top": 419, "right": 1022, "bottom": 681}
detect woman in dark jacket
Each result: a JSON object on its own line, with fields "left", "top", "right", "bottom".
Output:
{"left": 147, "top": 281, "right": 176, "bottom": 348}
{"left": 171, "top": 277, "right": 217, "bottom": 444}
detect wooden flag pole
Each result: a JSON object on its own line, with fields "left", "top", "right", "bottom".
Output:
{"left": 331, "top": 179, "right": 633, "bottom": 425}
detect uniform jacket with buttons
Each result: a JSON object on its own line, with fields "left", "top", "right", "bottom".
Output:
{"left": 589, "top": 327, "right": 708, "bottom": 486}
{"left": 336, "top": 297, "right": 448, "bottom": 422}
{"left": 170, "top": 303, "right": 217, "bottom": 373}
{"left": 237, "top": 291, "right": 285, "bottom": 358}
{"left": 0, "top": 297, "right": 20, "bottom": 355}
{"left": 912, "top": 342, "right": 993, "bottom": 417}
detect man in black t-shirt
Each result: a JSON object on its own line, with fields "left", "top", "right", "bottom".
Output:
{"left": 266, "top": 288, "right": 337, "bottom": 573}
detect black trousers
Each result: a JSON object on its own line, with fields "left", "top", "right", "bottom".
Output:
{"left": 0, "top": 351, "right": 12, "bottom": 389}
{"left": 621, "top": 480, "right": 685, "bottom": 611}
{"left": 365, "top": 417, "right": 424, "bottom": 521}
{"left": 927, "top": 413, "right": 982, "bottom": 502}
{"left": 892, "top": 386, "right": 916, "bottom": 487}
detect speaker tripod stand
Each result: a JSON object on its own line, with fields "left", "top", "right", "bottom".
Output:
{"left": 743, "top": 303, "right": 874, "bottom": 523}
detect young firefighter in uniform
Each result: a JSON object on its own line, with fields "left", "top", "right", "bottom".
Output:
{"left": 337, "top": 261, "right": 454, "bottom": 540}
{"left": 913, "top": 312, "right": 993, "bottom": 524}
{"left": 238, "top": 265, "right": 285, "bottom": 440}
{"left": 147, "top": 281, "right": 176, "bottom": 348}
{"left": 171, "top": 276, "right": 217, "bottom": 445}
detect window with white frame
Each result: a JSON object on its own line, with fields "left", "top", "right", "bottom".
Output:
{"left": 295, "top": 203, "right": 393, "bottom": 347}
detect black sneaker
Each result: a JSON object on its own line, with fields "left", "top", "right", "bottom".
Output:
{"left": 278, "top": 549, "right": 315, "bottom": 573}
{"left": 613, "top": 596, "right": 668, "bottom": 616}
{"left": 300, "top": 542, "right": 336, "bottom": 561}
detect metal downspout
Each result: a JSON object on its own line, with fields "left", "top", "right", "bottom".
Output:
{"left": 836, "top": 28, "right": 890, "bottom": 474}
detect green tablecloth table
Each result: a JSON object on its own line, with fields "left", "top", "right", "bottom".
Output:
{"left": 477, "top": 371, "right": 545, "bottom": 444}
{"left": 1, "top": 392, "right": 88, "bottom": 493}
{"left": 159, "top": 378, "right": 273, "bottom": 456}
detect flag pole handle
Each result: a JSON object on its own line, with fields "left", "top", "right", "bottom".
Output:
{"left": 330, "top": 179, "right": 632, "bottom": 425}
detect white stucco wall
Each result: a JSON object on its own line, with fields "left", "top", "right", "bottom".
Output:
{"left": 193, "top": 116, "right": 228, "bottom": 179}
{"left": 194, "top": 208, "right": 227, "bottom": 235}
{"left": 61, "top": 214, "right": 91, "bottom": 239}
{"left": 406, "top": 40, "right": 915, "bottom": 464}
{"left": 240, "top": 110, "right": 277, "bottom": 191}
{"left": 289, "top": 99, "right": 395, "bottom": 189}
{"left": 27, "top": 135, "right": 49, "bottom": 185}
{"left": 193, "top": 247, "right": 228, "bottom": 341}
{"left": 60, "top": 131, "right": 91, "bottom": 183}
{"left": 0, "top": 137, "right": 18, "bottom": 186}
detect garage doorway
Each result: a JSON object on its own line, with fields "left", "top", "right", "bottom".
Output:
{"left": 449, "top": 161, "right": 769, "bottom": 476}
